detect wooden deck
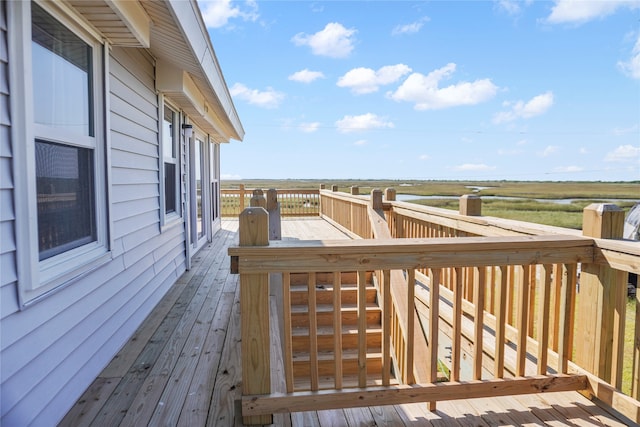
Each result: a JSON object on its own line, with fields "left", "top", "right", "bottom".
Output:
{"left": 61, "top": 218, "right": 630, "bottom": 426}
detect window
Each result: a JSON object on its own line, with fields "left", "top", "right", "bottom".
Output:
{"left": 14, "top": 2, "right": 108, "bottom": 298}
{"left": 162, "top": 104, "right": 180, "bottom": 219}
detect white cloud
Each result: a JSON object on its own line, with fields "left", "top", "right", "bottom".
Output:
{"left": 300, "top": 122, "right": 321, "bottom": 133}
{"left": 419, "top": 154, "right": 430, "bottom": 160}
{"left": 613, "top": 124, "right": 640, "bottom": 135}
{"left": 221, "top": 173, "right": 242, "bottom": 180}
{"left": 292, "top": 22, "right": 357, "bottom": 58}
{"left": 354, "top": 139, "right": 368, "bottom": 146}
{"left": 546, "top": 0, "right": 638, "bottom": 25}
{"left": 453, "top": 163, "right": 496, "bottom": 171}
{"left": 605, "top": 144, "right": 640, "bottom": 162}
{"left": 554, "top": 166, "right": 584, "bottom": 173}
{"left": 391, "top": 17, "right": 430, "bottom": 36}
{"left": 618, "top": 33, "right": 640, "bottom": 79}
{"left": 337, "top": 64, "right": 412, "bottom": 94}
{"left": 493, "top": 91, "right": 554, "bottom": 124}
{"left": 230, "top": 83, "right": 284, "bottom": 109}
{"left": 496, "top": 0, "right": 523, "bottom": 15}
{"left": 539, "top": 145, "right": 560, "bottom": 157}
{"left": 200, "top": 0, "right": 259, "bottom": 29}
{"left": 289, "top": 69, "right": 326, "bottom": 83}
{"left": 388, "top": 63, "right": 498, "bottom": 110}
{"left": 335, "top": 113, "right": 394, "bottom": 133}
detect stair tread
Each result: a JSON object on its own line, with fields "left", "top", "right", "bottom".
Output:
{"left": 292, "top": 349, "right": 383, "bottom": 361}
{"left": 293, "top": 375, "right": 399, "bottom": 392}
{"left": 290, "top": 303, "right": 380, "bottom": 313}
{"left": 291, "top": 325, "right": 382, "bottom": 336}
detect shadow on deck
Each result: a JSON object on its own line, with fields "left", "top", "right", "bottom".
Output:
{"left": 61, "top": 218, "right": 629, "bottom": 426}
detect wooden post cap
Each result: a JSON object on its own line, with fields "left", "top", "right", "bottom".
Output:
{"left": 459, "top": 194, "right": 482, "bottom": 216}
{"left": 582, "top": 203, "right": 624, "bottom": 239}
{"left": 266, "top": 189, "right": 278, "bottom": 211}
{"left": 250, "top": 189, "right": 266, "bottom": 209}
{"left": 331, "top": 185, "right": 339, "bottom": 192}
{"left": 239, "top": 207, "right": 269, "bottom": 246}
{"left": 384, "top": 188, "right": 396, "bottom": 201}
{"left": 350, "top": 186, "right": 360, "bottom": 195}
{"left": 371, "top": 189, "right": 383, "bottom": 211}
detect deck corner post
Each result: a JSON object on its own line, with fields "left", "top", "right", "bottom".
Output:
{"left": 459, "top": 194, "right": 481, "bottom": 216}
{"left": 384, "top": 188, "right": 396, "bottom": 201}
{"left": 576, "top": 203, "right": 626, "bottom": 386}
{"left": 239, "top": 184, "right": 246, "bottom": 211}
{"left": 250, "top": 189, "right": 266, "bottom": 209}
{"left": 331, "top": 184, "right": 339, "bottom": 192}
{"left": 266, "top": 189, "right": 281, "bottom": 240}
{"left": 351, "top": 186, "right": 360, "bottom": 195}
{"left": 238, "top": 207, "right": 272, "bottom": 425}
{"left": 371, "top": 188, "right": 383, "bottom": 211}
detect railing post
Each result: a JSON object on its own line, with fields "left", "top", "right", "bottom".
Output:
{"left": 351, "top": 186, "right": 359, "bottom": 195}
{"left": 239, "top": 184, "right": 245, "bottom": 211}
{"left": 459, "top": 194, "right": 481, "bottom": 216}
{"left": 384, "top": 188, "right": 396, "bottom": 201}
{"left": 266, "top": 188, "right": 281, "bottom": 240}
{"left": 238, "top": 207, "right": 272, "bottom": 425}
{"left": 331, "top": 184, "right": 339, "bottom": 192}
{"left": 371, "top": 188, "right": 383, "bottom": 211}
{"left": 250, "top": 189, "right": 266, "bottom": 209}
{"left": 575, "top": 203, "right": 627, "bottom": 387}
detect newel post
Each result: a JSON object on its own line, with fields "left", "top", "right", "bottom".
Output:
{"left": 250, "top": 189, "right": 266, "bottom": 208}
{"left": 239, "top": 184, "right": 245, "bottom": 211}
{"left": 351, "top": 186, "right": 360, "bottom": 195}
{"left": 238, "top": 208, "right": 272, "bottom": 425}
{"left": 384, "top": 187, "right": 396, "bottom": 201}
{"left": 266, "top": 188, "right": 281, "bottom": 240}
{"left": 459, "top": 194, "right": 481, "bottom": 216}
{"left": 371, "top": 188, "right": 383, "bottom": 211}
{"left": 575, "top": 203, "right": 627, "bottom": 387}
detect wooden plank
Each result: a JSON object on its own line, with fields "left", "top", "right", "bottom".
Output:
{"left": 229, "top": 235, "right": 594, "bottom": 273}
{"left": 242, "top": 374, "right": 588, "bottom": 415}
{"left": 494, "top": 266, "right": 507, "bottom": 378}
{"left": 58, "top": 377, "right": 119, "bottom": 427}
{"left": 473, "top": 266, "right": 485, "bottom": 380}
{"left": 451, "top": 267, "right": 463, "bottom": 382}
{"left": 536, "top": 264, "right": 552, "bottom": 375}
{"left": 558, "top": 263, "right": 576, "bottom": 374}
{"left": 516, "top": 265, "right": 530, "bottom": 377}
{"left": 283, "top": 273, "right": 294, "bottom": 393}
{"left": 357, "top": 270, "right": 367, "bottom": 387}
{"left": 634, "top": 288, "right": 640, "bottom": 400}
{"left": 406, "top": 268, "right": 415, "bottom": 385}
{"left": 308, "top": 272, "right": 319, "bottom": 391}
{"left": 333, "top": 272, "right": 343, "bottom": 389}
{"left": 381, "top": 270, "right": 391, "bottom": 386}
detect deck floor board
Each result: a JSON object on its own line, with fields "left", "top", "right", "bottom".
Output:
{"left": 61, "top": 218, "right": 630, "bottom": 427}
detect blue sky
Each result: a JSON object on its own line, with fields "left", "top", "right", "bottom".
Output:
{"left": 199, "top": 0, "right": 640, "bottom": 181}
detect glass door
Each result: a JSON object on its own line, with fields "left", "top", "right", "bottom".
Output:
{"left": 190, "top": 135, "right": 209, "bottom": 252}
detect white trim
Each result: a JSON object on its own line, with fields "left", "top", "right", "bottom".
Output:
{"left": 159, "top": 95, "right": 184, "bottom": 232}
{"left": 10, "top": 1, "right": 111, "bottom": 305}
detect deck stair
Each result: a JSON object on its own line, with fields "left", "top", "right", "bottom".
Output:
{"left": 287, "top": 271, "right": 395, "bottom": 390}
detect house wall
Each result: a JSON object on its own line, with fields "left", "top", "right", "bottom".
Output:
{"left": 0, "top": 40, "right": 188, "bottom": 426}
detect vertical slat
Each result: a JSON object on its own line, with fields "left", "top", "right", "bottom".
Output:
{"left": 558, "top": 263, "right": 577, "bottom": 374}
{"left": 283, "top": 272, "right": 294, "bottom": 392}
{"left": 406, "top": 269, "right": 416, "bottom": 384}
{"left": 428, "top": 268, "right": 440, "bottom": 412}
{"left": 494, "top": 266, "right": 508, "bottom": 378}
{"left": 473, "top": 266, "right": 485, "bottom": 380}
{"left": 382, "top": 270, "right": 391, "bottom": 386}
{"left": 308, "top": 272, "right": 319, "bottom": 391}
{"left": 528, "top": 265, "right": 537, "bottom": 338}
{"left": 633, "top": 288, "right": 640, "bottom": 400}
{"left": 550, "top": 264, "right": 562, "bottom": 351}
{"left": 537, "top": 264, "right": 552, "bottom": 375}
{"left": 516, "top": 265, "right": 531, "bottom": 377}
{"left": 506, "top": 265, "right": 515, "bottom": 326}
{"left": 357, "top": 270, "right": 367, "bottom": 387}
{"left": 333, "top": 272, "right": 343, "bottom": 390}
{"left": 451, "top": 267, "right": 463, "bottom": 382}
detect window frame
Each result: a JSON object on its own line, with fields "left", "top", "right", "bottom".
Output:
{"left": 159, "top": 96, "right": 183, "bottom": 229}
{"left": 10, "top": 1, "right": 110, "bottom": 306}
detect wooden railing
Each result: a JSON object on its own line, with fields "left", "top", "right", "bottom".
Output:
{"left": 319, "top": 188, "right": 640, "bottom": 423}
{"left": 221, "top": 185, "right": 320, "bottom": 217}
{"left": 227, "top": 186, "right": 639, "bottom": 424}
{"left": 229, "top": 209, "right": 597, "bottom": 424}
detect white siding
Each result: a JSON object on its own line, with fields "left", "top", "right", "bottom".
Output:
{"left": 0, "top": 0, "right": 19, "bottom": 319}
{"left": 0, "top": 43, "right": 188, "bottom": 426}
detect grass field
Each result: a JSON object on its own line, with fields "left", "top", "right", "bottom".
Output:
{"left": 223, "top": 179, "right": 639, "bottom": 230}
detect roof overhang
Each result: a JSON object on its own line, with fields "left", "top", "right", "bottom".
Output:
{"left": 67, "top": 0, "right": 244, "bottom": 143}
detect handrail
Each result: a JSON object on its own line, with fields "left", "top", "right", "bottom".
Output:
{"left": 221, "top": 187, "right": 320, "bottom": 217}
{"left": 318, "top": 189, "right": 640, "bottom": 422}
{"left": 230, "top": 221, "right": 596, "bottom": 422}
